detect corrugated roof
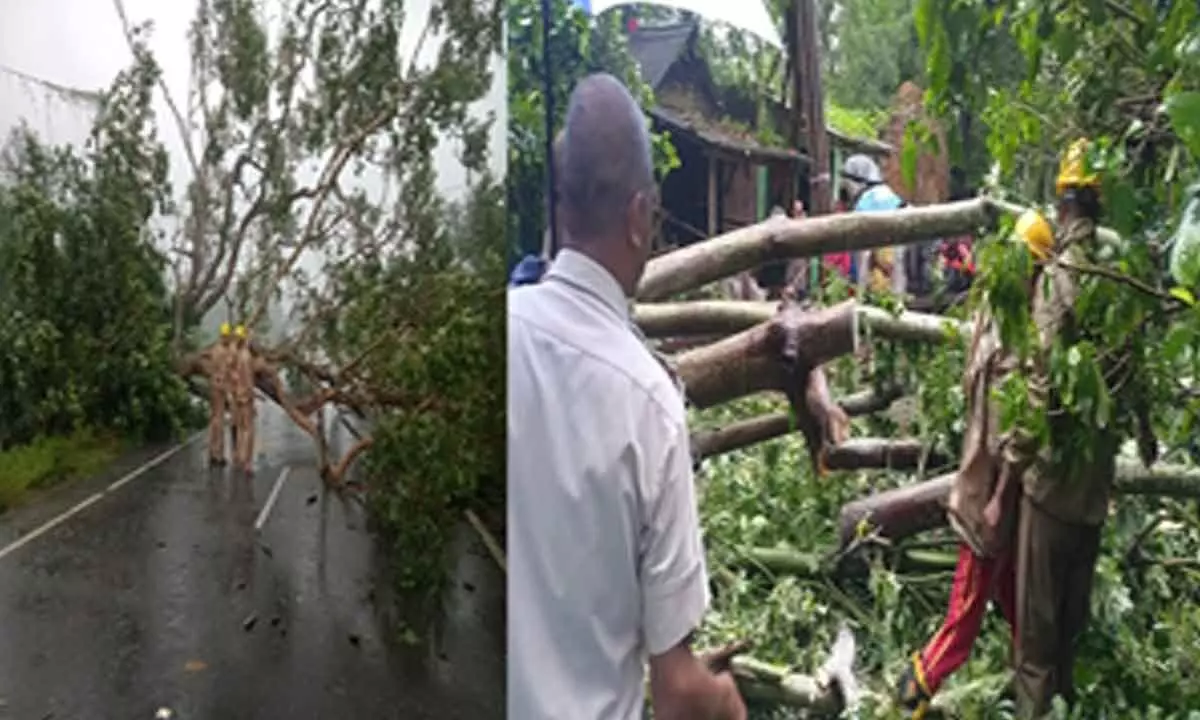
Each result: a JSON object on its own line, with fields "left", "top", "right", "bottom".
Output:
{"left": 626, "top": 21, "right": 891, "bottom": 156}
{"left": 627, "top": 21, "right": 699, "bottom": 90}
{"left": 649, "top": 106, "right": 807, "bottom": 164}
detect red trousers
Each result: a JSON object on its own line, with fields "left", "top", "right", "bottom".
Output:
{"left": 918, "top": 542, "right": 1017, "bottom": 694}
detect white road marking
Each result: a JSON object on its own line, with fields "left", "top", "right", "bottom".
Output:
{"left": 254, "top": 466, "right": 290, "bottom": 532}
{"left": 0, "top": 432, "right": 203, "bottom": 562}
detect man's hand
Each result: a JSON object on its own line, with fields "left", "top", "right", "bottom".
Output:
{"left": 700, "top": 639, "right": 752, "bottom": 674}
{"left": 650, "top": 641, "right": 749, "bottom": 720}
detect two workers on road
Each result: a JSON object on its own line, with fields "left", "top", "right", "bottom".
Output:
{"left": 207, "top": 322, "right": 259, "bottom": 475}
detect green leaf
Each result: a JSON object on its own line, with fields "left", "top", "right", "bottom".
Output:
{"left": 1170, "top": 287, "right": 1197, "bottom": 306}
{"left": 1164, "top": 91, "right": 1200, "bottom": 159}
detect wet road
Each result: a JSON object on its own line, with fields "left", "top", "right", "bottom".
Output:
{"left": 0, "top": 408, "right": 505, "bottom": 720}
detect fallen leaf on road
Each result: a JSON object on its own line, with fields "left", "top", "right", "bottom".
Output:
{"left": 184, "top": 659, "right": 208, "bottom": 672}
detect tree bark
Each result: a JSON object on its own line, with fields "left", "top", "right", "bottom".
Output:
{"left": 675, "top": 301, "right": 860, "bottom": 409}
{"left": 824, "top": 438, "right": 950, "bottom": 472}
{"left": 636, "top": 300, "right": 968, "bottom": 343}
{"left": 690, "top": 386, "right": 903, "bottom": 460}
{"left": 637, "top": 198, "right": 997, "bottom": 300}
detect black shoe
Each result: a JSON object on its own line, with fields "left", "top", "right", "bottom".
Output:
{"left": 894, "top": 652, "right": 932, "bottom": 719}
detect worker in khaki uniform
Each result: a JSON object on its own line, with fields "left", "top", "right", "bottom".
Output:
{"left": 208, "top": 323, "right": 236, "bottom": 466}
{"left": 1003, "top": 139, "right": 1115, "bottom": 718}
{"left": 230, "top": 325, "right": 258, "bottom": 475}
{"left": 894, "top": 210, "right": 1054, "bottom": 718}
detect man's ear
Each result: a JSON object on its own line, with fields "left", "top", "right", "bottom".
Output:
{"left": 627, "top": 191, "right": 652, "bottom": 250}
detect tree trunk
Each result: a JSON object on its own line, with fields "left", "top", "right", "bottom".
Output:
{"left": 675, "top": 301, "right": 860, "bottom": 409}
{"left": 837, "top": 462, "right": 1200, "bottom": 548}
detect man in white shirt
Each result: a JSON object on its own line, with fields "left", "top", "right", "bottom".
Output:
{"left": 508, "top": 73, "right": 747, "bottom": 720}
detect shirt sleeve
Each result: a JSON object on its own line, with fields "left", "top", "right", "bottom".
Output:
{"left": 640, "top": 414, "right": 710, "bottom": 657}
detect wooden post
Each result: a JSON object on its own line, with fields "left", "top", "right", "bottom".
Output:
{"left": 797, "top": 0, "right": 831, "bottom": 217}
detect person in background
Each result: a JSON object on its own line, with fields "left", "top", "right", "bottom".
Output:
{"left": 208, "top": 322, "right": 236, "bottom": 466}
{"left": 939, "top": 170, "right": 977, "bottom": 296}
{"left": 893, "top": 210, "right": 1055, "bottom": 719}
{"left": 508, "top": 73, "right": 746, "bottom": 720}
{"left": 510, "top": 131, "right": 568, "bottom": 286}
{"left": 839, "top": 154, "right": 907, "bottom": 295}
{"left": 230, "top": 325, "right": 258, "bottom": 475}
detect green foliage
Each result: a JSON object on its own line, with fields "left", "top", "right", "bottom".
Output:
{"left": 825, "top": 103, "right": 886, "bottom": 140}
{"left": 695, "top": 331, "right": 1200, "bottom": 716}
{"left": 0, "top": 429, "right": 124, "bottom": 511}
{"left": 918, "top": 0, "right": 1200, "bottom": 471}
{"left": 824, "top": 0, "right": 925, "bottom": 112}
{"left": 506, "top": 0, "right": 677, "bottom": 262}
{"left": 347, "top": 175, "right": 505, "bottom": 615}
{"left": 0, "top": 44, "right": 198, "bottom": 452}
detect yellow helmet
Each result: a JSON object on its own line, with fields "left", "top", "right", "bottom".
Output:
{"left": 219, "top": 322, "right": 231, "bottom": 337}
{"left": 1055, "top": 138, "right": 1101, "bottom": 196}
{"left": 1014, "top": 210, "right": 1054, "bottom": 260}
{"left": 234, "top": 324, "right": 247, "bottom": 339}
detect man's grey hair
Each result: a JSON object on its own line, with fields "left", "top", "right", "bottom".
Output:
{"left": 560, "top": 73, "right": 655, "bottom": 241}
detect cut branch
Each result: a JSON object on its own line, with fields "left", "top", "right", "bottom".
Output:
{"left": 676, "top": 301, "right": 859, "bottom": 409}
{"left": 690, "top": 386, "right": 903, "bottom": 460}
{"left": 636, "top": 301, "right": 968, "bottom": 342}
{"left": 672, "top": 302, "right": 963, "bottom": 409}
{"left": 824, "top": 438, "right": 950, "bottom": 472}
{"left": 837, "top": 462, "right": 1200, "bottom": 549}
{"left": 637, "top": 198, "right": 997, "bottom": 300}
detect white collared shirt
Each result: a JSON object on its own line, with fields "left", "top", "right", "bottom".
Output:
{"left": 507, "top": 249, "right": 710, "bottom": 720}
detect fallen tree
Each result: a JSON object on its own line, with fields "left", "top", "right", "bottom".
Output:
{"left": 100, "top": 0, "right": 504, "bottom": 490}
{"left": 628, "top": 185, "right": 1196, "bottom": 716}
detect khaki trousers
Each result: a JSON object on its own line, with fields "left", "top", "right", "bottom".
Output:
{"left": 207, "top": 390, "right": 227, "bottom": 462}
{"left": 1014, "top": 494, "right": 1101, "bottom": 718}
{"left": 233, "top": 401, "right": 257, "bottom": 472}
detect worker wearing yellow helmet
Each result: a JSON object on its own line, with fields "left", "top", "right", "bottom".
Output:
{"left": 207, "top": 322, "right": 237, "bottom": 466}
{"left": 230, "top": 324, "right": 258, "bottom": 474}
{"left": 1002, "top": 137, "right": 1115, "bottom": 718}
{"left": 893, "top": 207, "right": 1056, "bottom": 719}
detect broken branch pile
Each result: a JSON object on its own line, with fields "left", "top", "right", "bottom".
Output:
{"left": 635, "top": 198, "right": 1196, "bottom": 715}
